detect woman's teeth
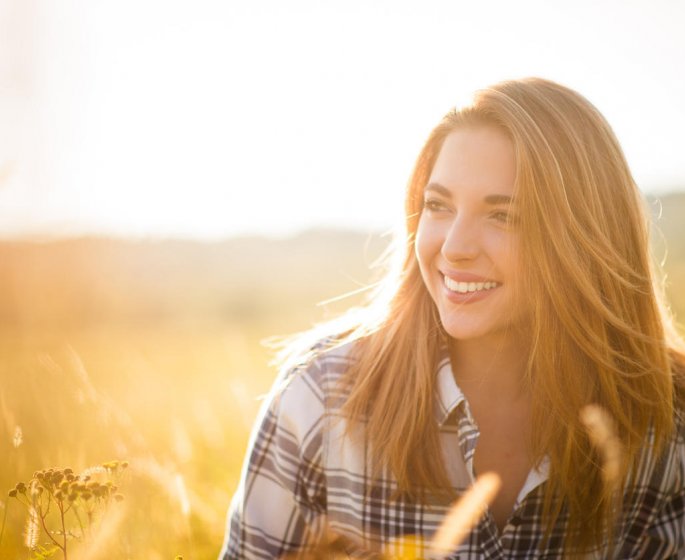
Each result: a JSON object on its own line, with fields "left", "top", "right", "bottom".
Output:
{"left": 444, "top": 276, "right": 499, "bottom": 294}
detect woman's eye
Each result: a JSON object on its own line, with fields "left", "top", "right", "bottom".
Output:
{"left": 423, "top": 198, "right": 448, "bottom": 212}
{"left": 490, "top": 210, "right": 518, "bottom": 225}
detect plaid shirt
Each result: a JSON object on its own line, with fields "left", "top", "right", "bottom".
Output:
{"left": 220, "top": 340, "right": 685, "bottom": 559}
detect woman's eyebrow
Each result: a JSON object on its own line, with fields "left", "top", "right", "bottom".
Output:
{"left": 484, "top": 194, "right": 515, "bottom": 205}
{"left": 423, "top": 182, "right": 451, "bottom": 197}
{"left": 425, "top": 183, "right": 515, "bottom": 206}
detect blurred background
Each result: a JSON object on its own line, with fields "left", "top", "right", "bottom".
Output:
{"left": 1, "top": 0, "right": 684, "bottom": 557}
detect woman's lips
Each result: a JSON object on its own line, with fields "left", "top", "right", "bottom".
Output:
{"left": 441, "top": 273, "right": 501, "bottom": 304}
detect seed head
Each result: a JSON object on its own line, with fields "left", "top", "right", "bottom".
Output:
{"left": 24, "top": 508, "right": 39, "bottom": 549}
{"left": 579, "top": 404, "right": 623, "bottom": 485}
{"left": 12, "top": 426, "right": 23, "bottom": 448}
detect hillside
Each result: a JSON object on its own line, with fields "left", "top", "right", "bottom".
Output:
{"left": 0, "top": 229, "right": 391, "bottom": 331}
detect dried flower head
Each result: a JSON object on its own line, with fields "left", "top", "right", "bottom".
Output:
{"left": 102, "top": 461, "right": 120, "bottom": 472}
{"left": 430, "top": 472, "right": 502, "bottom": 556}
{"left": 9, "top": 460, "right": 128, "bottom": 558}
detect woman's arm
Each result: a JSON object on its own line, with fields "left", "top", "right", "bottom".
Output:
{"left": 218, "top": 364, "right": 328, "bottom": 560}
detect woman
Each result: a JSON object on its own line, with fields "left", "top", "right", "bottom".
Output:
{"left": 220, "top": 78, "right": 685, "bottom": 559}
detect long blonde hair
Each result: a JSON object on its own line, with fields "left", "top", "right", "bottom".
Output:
{"left": 289, "top": 78, "right": 685, "bottom": 553}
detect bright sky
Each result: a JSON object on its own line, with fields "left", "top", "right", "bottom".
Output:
{"left": 0, "top": 0, "right": 684, "bottom": 239}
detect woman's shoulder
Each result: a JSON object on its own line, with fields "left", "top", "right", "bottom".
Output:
{"left": 266, "top": 336, "right": 361, "bottom": 428}
{"left": 277, "top": 334, "right": 359, "bottom": 386}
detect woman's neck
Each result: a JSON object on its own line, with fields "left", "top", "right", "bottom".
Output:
{"left": 449, "top": 331, "right": 530, "bottom": 404}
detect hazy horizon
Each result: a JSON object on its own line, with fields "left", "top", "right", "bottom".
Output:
{"left": 1, "top": 187, "right": 682, "bottom": 243}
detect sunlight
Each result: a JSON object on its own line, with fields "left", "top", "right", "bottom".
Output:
{"left": 1, "top": 0, "right": 683, "bottom": 238}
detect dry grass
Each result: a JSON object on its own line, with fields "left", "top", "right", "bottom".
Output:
{"left": 0, "top": 233, "right": 383, "bottom": 558}
{"left": 0, "top": 324, "right": 263, "bottom": 558}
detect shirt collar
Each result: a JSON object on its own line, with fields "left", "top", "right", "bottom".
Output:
{"left": 433, "top": 341, "right": 551, "bottom": 499}
{"left": 434, "top": 343, "right": 472, "bottom": 427}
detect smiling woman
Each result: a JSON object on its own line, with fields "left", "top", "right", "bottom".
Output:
{"left": 219, "top": 78, "right": 685, "bottom": 559}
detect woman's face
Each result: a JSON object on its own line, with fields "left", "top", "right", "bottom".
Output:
{"left": 415, "top": 125, "right": 524, "bottom": 343}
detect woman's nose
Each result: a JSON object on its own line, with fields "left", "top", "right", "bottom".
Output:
{"left": 440, "top": 215, "right": 480, "bottom": 263}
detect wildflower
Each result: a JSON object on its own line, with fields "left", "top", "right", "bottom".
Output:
{"left": 9, "top": 461, "right": 127, "bottom": 559}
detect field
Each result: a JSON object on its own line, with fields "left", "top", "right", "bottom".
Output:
{"left": 0, "top": 230, "right": 388, "bottom": 559}
{"left": 1, "top": 195, "right": 684, "bottom": 559}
